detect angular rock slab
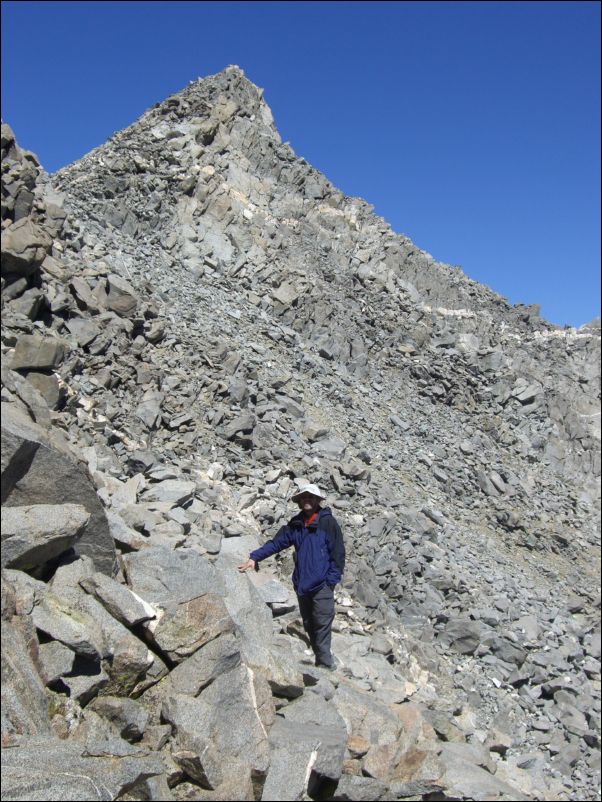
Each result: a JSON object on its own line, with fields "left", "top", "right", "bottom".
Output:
{"left": 144, "top": 591, "right": 234, "bottom": 664}
{"left": 162, "top": 665, "right": 272, "bottom": 788}
{"left": 24, "top": 371, "right": 64, "bottom": 410}
{"left": 32, "top": 588, "right": 105, "bottom": 660}
{"left": 140, "top": 478, "right": 195, "bottom": 505}
{"left": 215, "top": 546, "right": 305, "bottom": 697}
{"left": 255, "top": 577, "right": 291, "bottom": 605}
{"left": 262, "top": 717, "right": 325, "bottom": 802}
{"left": 1, "top": 503, "right": 90, "bottom": 570}
{"left": 0, "top": 736, "right": 166, "bottom": 800}
{"left": 34, "top": 564, "right": 154, "bottom": 695}
{"left": 437, "top": 752, "right": 529, "bottom": 801}
{"left": 87, "top": 695, "right": 149, "bottom": 742}
{"left": 263, "top": 693, "right": 347, "bottom": 800}
{"left": 333, "top": 682, "right": 402, "bottom": 747}
{"left": 282, "top": 693, "right": 348, "bottom": 779}
{"left": 1, "top": 368, "right": 53, "bottom": 428}
{"left": 79, "top": 571, "right": 156, "bottom": 628}
{"left": 165, "top": 632, "right": 242, "bottom": 696}
{"left": 122, "top": 546, "right": 223, "bottom": 607}
{"left": 1, "top": 618, "right": 50, "bottom": 738}
{"left": 1, "top": 218, "right": 52, "bottom": 277}
{"left": 104, "top": 273, "right": 139, "bottom": 317}
{"left": 37, "top": 640, "right": 76, "bottom": 685}
{"left": 10, "top": 334, "right": 67, "bottom": 371}
{"left": 437, "top": 617, "right": 492, "bottom": 655}
{"left": 1, "top": 403, "right": 116, "bottom": 575}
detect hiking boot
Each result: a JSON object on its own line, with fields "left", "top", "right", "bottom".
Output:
{"left": 316, "top": 656, "right": 339, "bottom": 672}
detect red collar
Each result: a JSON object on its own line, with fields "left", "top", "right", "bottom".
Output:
{"left": 303, "top": 511, "right": 319, "bottom": 527}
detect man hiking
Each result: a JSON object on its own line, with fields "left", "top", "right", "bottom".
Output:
{"left": 238, "top": 483, "right": 345, "bottom": 671}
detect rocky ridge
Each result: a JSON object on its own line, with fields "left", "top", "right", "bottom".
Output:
{"left": 1, "top": 66, "right": 600, "bottom": 801}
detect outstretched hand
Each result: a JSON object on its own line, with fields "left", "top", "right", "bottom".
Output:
{"left": 238, "top": 558, "right": 256, "bottom": 572}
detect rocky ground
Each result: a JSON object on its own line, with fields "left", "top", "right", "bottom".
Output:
{"left": 1, "top": 66, "right": 600, "bottom": 801}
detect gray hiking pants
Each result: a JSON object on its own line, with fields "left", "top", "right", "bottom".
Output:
{"left": 298, "top": 584, "right": 335, "bottom": 667}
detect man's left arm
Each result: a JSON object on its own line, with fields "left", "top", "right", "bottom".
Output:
{"left": 326, "top": 518, "right": 345, "bottom": 585}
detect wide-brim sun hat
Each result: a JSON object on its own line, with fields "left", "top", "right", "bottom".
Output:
{"left": 290, "top": 483, "right": 327, "bottom": 502}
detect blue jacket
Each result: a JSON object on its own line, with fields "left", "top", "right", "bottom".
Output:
{"left": 250, "top": 506, "right": 345, "bottom": 597}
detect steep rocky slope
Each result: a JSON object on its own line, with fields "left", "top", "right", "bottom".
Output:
{"left": 1, "top": 66, "right": 600, "bottom": 801}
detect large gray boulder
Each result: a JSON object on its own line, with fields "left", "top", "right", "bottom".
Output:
{"left": 104, "top": 274, "right": 139, "bottom": 317}
{"left": 79, "top": 571, "right": 156, "bottom": 628}
{"left": 122, "top": 546, "right": 224, "bottom": 606}
{"left": 332, "top": 682, "right": 402, "bottom": 747}
{"left": 215, "top": 542, "right": 305, "bottom": 697}
{"left": 33, "top": 560, "right": 154, "bottom": 695}
{"left": 435, "top": 749, "right": 529, "bottom": 801}
{"left": 87, "top": 695, "right": 149, "bottom": 742}
{"left": 165, "top": 632, "right": 242, "bottom": 695}
{"left": 1, "top": 503, "right": 90, "bottom": 570}
{"left": 162, "top": 664, "right": 272, "bottom": 791}
{"left": 1, "top": 218, "right": 52, "bottom": 277}
{"left": 263, "top": 693, "right": 348, "bottom": 800}
{"left": 37, "top": 640, "right": 76, "bottom": 685}
{"left": 144, "top": 590, "right": 234, "bottom": 664}
{"left": 32, "top": 588, "right": 104, "bottom": 660}
{"left": 0, "top": 366, "right": 53, "bottom": 427}
{"left": 0, "top": 736, "right": 167, "bottom": 800}
{"left": 10, "top": 334, "right": 67, "bottom": 371}
{"left": 437, "top": 617, "right": 492, "bottom": 655}
{"left": 1, "top": 403, "right": 116, "bottom": 575}
{"left": 1, "top": 619, "right": 50, "bottom": 739}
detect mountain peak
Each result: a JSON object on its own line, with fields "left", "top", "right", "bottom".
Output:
{"left": 149, "top": 64, "right": 280, "bottom": 141}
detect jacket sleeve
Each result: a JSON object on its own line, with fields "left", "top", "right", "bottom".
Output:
{"left": 249, "top": 526, "right": 294, "bottom": 563}
{"left": 326, "top": 517, "right": 345, "bottom": 584}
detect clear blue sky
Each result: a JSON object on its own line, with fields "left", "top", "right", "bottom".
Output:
{"left": 2, "top": 1, "right": 600, "bottom": 327}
